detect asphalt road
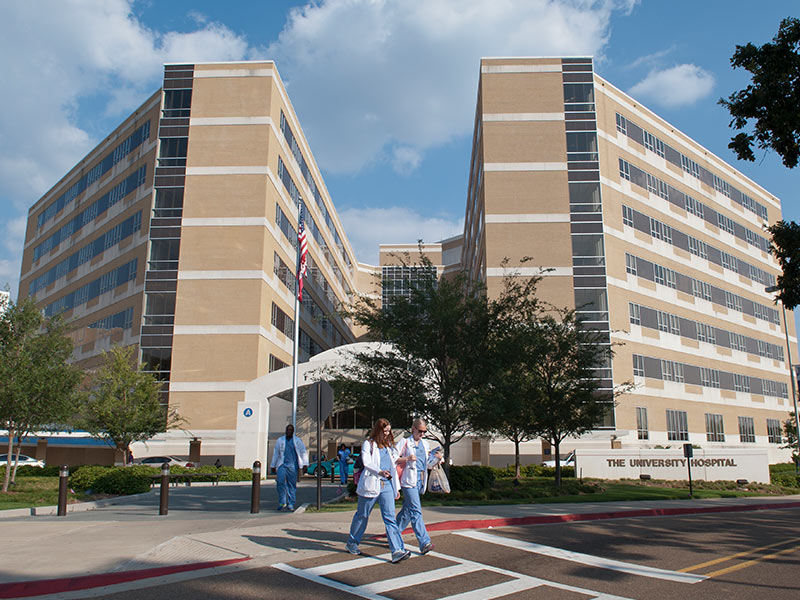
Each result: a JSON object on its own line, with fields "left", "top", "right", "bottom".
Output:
{"left": 86, "top": 506, "right": 800, "bottom": 599}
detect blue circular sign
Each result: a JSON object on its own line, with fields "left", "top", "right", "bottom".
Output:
{"left": 243, "top": 407, "right": 253, "bottom": 418}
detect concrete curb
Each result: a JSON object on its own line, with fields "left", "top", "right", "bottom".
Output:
{"left": 0, "top": 491, "right": 157, "bottom": 519}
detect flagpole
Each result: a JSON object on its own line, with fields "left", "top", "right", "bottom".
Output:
{"left": 291, "top": 292, "right": 300, "bottom": 430}
{"left": 290, "top": 202, "right": 307, "bottom": 430}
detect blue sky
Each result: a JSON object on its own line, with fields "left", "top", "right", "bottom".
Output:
{"left": 1, "top": 0, "right": 799, "bottom": 303}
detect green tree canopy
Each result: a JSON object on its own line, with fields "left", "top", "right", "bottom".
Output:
{"left": 719, "top": 17, "right": 800, "bottom": 168}
{"left": 326, "top": 254, "right": 489, "bottom": 469}
{"left": 0, "top": 298, "right": 82, "bottom": 491}
{"left": 766, "top": 220, "right": 800, "bottom": 309}
{"left": 81, "top": 346, "right": 183, "bottom": 463}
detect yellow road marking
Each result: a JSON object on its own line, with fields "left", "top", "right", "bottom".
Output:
{"left": 704, "top": 545, "right": 800, "bottom": 578}
{"left": 678, "top": 536, "right": 800, "bottom": 572}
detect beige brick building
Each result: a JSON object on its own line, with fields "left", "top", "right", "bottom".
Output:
{"left": 19, "top": 57, "right": 797, "bottom": 464}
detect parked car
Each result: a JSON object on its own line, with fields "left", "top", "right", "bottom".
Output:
{"left": 542, "top": 451, "right": 575, "bottom": 468}
{"left": 0, "top": 454, "right": 45, "bottom": 468}
{"left": 307, "top": 453, "right": 359, "bottom": 478}
{"left": 135, "top": 455, "right": 195, "bottom": 468}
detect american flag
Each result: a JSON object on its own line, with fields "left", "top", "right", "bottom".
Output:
{"left": 297, "top": 203, "right": 308, "bottom": 301}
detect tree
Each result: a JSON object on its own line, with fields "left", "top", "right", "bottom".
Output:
{"left": 0, "top": 298, "right": 82, "bottom": 492}
{"left": 81, "top": 346, "right": 183, "bottom": 464}
{"left": 719, "top": 17, "right": 800, "bottom": 168}
{"left": 765, "top": 221, "right": 800, "bottom": 309}
{"left": 783, "top": 411, "right": 798, "bottom": 464}
{"left": 326, "top": 253, "right": 489, "bottom": 471}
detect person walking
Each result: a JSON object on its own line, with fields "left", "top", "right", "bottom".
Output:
{"left": 337, "top": 443, "right": 351, "bottom": 486}
{"left": 396, "top": 418, "right": 443, "bottom": 554}
{"left": 270, "top": 424, "right": 308, "bottom": 511}
{"left": 346, "top": 418, "right": 411, "bottom": 563}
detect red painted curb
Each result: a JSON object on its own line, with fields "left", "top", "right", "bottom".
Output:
{"left": 0, "top": 557, "right": 251, "bottom": 599}
{"left": 421, "top": 500, "right": 800, "bottom": 533}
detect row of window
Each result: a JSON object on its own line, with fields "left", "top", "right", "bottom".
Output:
{"left": 270, "top": 302, "right": 325, "bottom": 359}
{"left": 622, "top": 205, "right": 775, "bottom": 287}
{"left": 37, "top": 122, "right": 151, "bottom": 229}
{"left": 276, "top": 160, "right": 351, "bottom": 295}
{"left": 618, "top": 158, "right": 770, "bottom": 253}
{"left": 625, "top": 252, "right": 780, "bottom": 325}
{"left": 637, "top": 407, "right": 782, "bottom": 444}
{"left": 615, "top": 113, "right": 769, "bottom": 221}
{"left": 275, "top": 204, "right": 349, "bottom": 316}
{"left": 273, "top": 252, "right": 347, "bottom": 348}
{"left": 44, "top": 259, "right": 138, "bottom": 318}
{"left": 30, "top": 212, "right": 143, "bottom": 295}
{"left": 279, "top": 112, "right": 353, "bottom": 274}
{"left": 87, "top": 306, "right": 134, "bottom": 332}
{"left": 629, "top": 302, "right": 784, "bottom": 361}
{"left": 632, "top": 353, "right": 788, "bottom": 398}
{"left": 381, "top": 265, "right": 439, "bottom": 310}
{"left": 33, "top": 166, "right": 147, "bottom": 261}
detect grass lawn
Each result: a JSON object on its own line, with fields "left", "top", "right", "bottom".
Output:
{"left": 0, "top": 477, "right": 89, "bottom": 511}
{"left": 310, "top": 476, "right": 800, "bottom": 512}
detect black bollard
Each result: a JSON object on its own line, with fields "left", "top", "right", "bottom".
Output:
{"left": 57, "top": 465, "right": 69, "bottom": 516}
{"left": 159, "top": 462, "right": 170, "bottom": 516}
{"left": 251, "top": 460, "right": 261, "bottom": 514}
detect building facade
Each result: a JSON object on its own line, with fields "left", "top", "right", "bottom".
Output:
{"left": 18, "top": 57, "right": 797, "bottom": 465}
{"left": 464, "top": 56, "right": 795, "bottom": 463}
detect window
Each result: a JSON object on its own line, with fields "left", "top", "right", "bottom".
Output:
{"left": 688, "top": 237, "right": 708, "bottom": 260}
{"left": 718, "top": 214, "right": 735, "bottom": 235}
{"left": 625, "top": 253, "right": 637, "bottom": 276}
{"left": 650, "top": 218, "right": 672, "bottom": 244}
{"left": 271, "top": 303, "right": 294, "bottom": 339}
{"left": 680, "top": 154, "right": 701, "bottom": 178}
{"left": 685, "top": 195, "right": 704, "bottom": 219}
{"left": 569, "top": 182, "right": 602, "bottom": 209}
{"left": 636, "top": 407, "right": 649, "bottom": 440}
{"left": 269, "top": 354, "right": 288, "bottom": 372}
{"left": 733, "top": 373, "right": 750, "bottom": 393}
{"left": 767, "top": 419, "right": 783, "bottom": 444}
{"left": 619, "top": 158, "right": 631, "bottom": 181}
{"left": 700, "top": 367, "right": 720, "bottom": 388}
{"left": 725, "top": 291, "right": 742, "bottom": 312}
{"left": 721, "top": 252, "right": 738, "bottom": 272}
{"left": 713, "top": 175, "right": 731, "bottom": 197}
{"left": 622, "top": 205, "right": 634, "bottom": 227}
{"left": 667, "top": 409, "right": 689, "bottom": 441}
{"left": 571, "top": 235, "right": 605, "bottom": 264}
{"left": 657, "top": 311, "right": 679, "bottom": 335}
{"left": 697, "top": 322, "right": 716, "bottom": 345}
{"left": 629, "top": 302, "right": 640, "bottom": 326}
{"left": 738, "top": 416, "right": 756, "bottom": 443}
{"left": 661, "top": 360, "right": 684, "bottom": 382}
{"left": 691, "top": 279, "right": 712, "bottom": 301}
{"left": 705, "top": 413, "right": 725, "bottom": 442}
{"left": 730, "top": 332, "right": 747, "bottom": 352}
{"left": 654, "top": 264, "right": 676, "bottom": 289}
{"left": 633, "top": 354, "right": 645, "bottom": 377}
{"left": 566, "top": 132, "right": 598, "bottom": 154}
{"left": 616, "top": 113, "right": 628, "bottom": 134}
{"left": 563, "top": 83, "right": 594, "bottom": 104}
{"left": 643, "top": 130, "right": 665, "bottom": 158}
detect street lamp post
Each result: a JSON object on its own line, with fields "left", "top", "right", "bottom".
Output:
{"left": 766, "top": 285, "right": 800, "bottom": 475}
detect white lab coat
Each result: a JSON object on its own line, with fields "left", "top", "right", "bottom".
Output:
{"left": 356, "top": 438, "right": 401, "bottom": 499}
{"left": 396, "top": 436, "right": 441, "bottom": 493}
{"left": 270, "top": 435, "right": 309, "bottom": 469}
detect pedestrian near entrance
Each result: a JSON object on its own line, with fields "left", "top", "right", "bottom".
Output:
{"left": 270, "top": 424, "right": 308, "bottom": 511}
{"left": 396, "top": 418, "right": 443, "bottom": 554}
{"left": 346, "top": 418, "right": 411, "bottom": 563}
{"left": 337, "top": 443, "right": 351, "bottom": 485}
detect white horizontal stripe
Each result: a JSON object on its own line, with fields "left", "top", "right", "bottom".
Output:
{"left": 189, "top": 117, "right": 271, "bottom": 126}
{"left": 485, "top": 213, "right": 569, "bottom": 223}
{"left": 169, "top": 381, "right": 249, "bottom": 392}
{"left": 486, "top": 266, "right": 572, "bottom": 277}
{"left": 185, "top": 166, "right": 269, "bottom": 175}
{"left": 303, "top": 553, "right": 395, "bottom": 576}
{"left": 358, "top": 564, "right": 479, "bottom": 594}
{"left": 438, "top": 580, "right": 540, "bottom": 600}
{"left": 274, "top": 563, "right": 387, "bottom": 600}
{"left": 193, "top": 68, "right": 274, "bottom": 78}
{"left": 484, "top": 162, "right": 567, "bottom": 172}
{"left": 173, "top": 325, "right": 270, "bottom": 336}
{"left": 455, "top": 531, "right": 706, "bottom": 584}
{"left": 481, "top": 64, "right": 562, "bottom": 73}
{"left": 181, "top": 217, "right": 270, "bottom": 227}
{"left": 483, "top": 112, "right": 564, "bottom": 122}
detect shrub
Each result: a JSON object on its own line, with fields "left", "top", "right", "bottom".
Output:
{"left": 92, "top": 469, "right": 152, "bottom": 495}
{"left": 69, "top": 465, "right": 110, "bottom": 491}
{"left": 447, "top": 465, "right": 496, "bottom": 491}
{"left": 219, "top": 467, "right": 252, "bottom": 482}
{"left": 0, "top": 465, "right": 61, "bottom": 478}
{"left": 771, "top": 472, "right": 800, "bottom": 489}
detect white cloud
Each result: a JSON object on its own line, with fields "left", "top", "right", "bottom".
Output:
{"left": 338, "top": 206, "right": 463, "bottom": 264}
{"left": 0, "top": 0, "right": 252, "bottom": 207}
{"left": 269, "top": 0, "right": 635, "bottom": 175}
{"left": 629, "top": 64, "right": 715, "bottom": 108}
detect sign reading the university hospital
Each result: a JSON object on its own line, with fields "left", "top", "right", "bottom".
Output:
{"left": 576, "top": 448, "right": 770, "bottom": 483}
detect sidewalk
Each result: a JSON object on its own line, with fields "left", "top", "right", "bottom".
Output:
{"left": 2, "top": 486, "right": 800, "bottom": 598}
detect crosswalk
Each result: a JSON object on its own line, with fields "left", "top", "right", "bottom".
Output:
{"left": 274, "top": 544, "right": 637, "bottom": 599}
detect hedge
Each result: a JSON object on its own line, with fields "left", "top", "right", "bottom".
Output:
{"left": 0, "top": 465, "right": 61, "bottom": 478}
{"left": 448, "top": 465, "right": 496, "bottom": 491}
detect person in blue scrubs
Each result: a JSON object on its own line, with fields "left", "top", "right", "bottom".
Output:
{"left": 345, "top": 418, "right": 411, "bottom": 564}
{"left": 396, "top": 418, "right": 443, "bottom": 554}
{"left": 337, "top": 443, "right": 351, "bottom": 485}
{"left": 270, "top": 424, "right": 308, "bottom": 511}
